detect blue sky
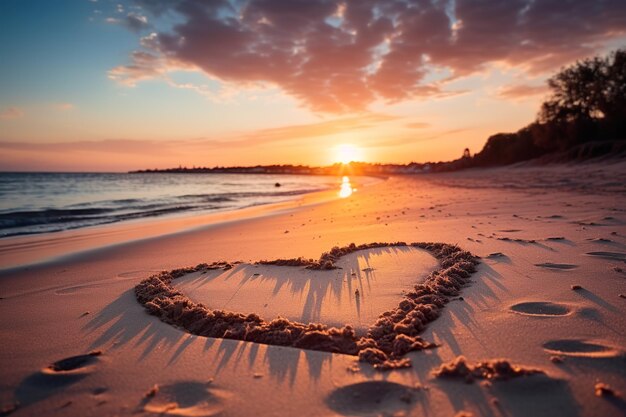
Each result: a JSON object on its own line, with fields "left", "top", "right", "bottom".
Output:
{"left": 0, "top": 1, "right": 132, "bottom": 109}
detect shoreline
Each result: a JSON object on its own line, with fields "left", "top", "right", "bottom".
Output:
{"left": 0, "top": 163, "right": 624, "bottom": 417}
{"left": 0, "top": 175, "right": 383, "bottom": 271}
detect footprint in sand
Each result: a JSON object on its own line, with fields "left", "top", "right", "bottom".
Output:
{"left": 14, "top": 352, "right": 102, "bottom": 407}
{"left": 490, "top": 375, "right": 580, "bottom": 417}
{"left": 326, "top": 381, "right": 417, "bottom": 416}
{"left": 586, "top": 251, "right": 626, "bottom": 261}
{"left": 510, "top": 302, "right": 571, "bottom": 317}
{"left": 141, "top": 381, "right": 230, "bottom": 416}
{"left": 486, "top": 252, "right": 507, "bottom": 260}
{"left": 543, "top": 340, "right": 623, "bottom": 358}
{"left": 44, "top": 351, "right": 102, "bottom": 374}
{"left": 535, "top": 263, "right": 578, "bottom": 270}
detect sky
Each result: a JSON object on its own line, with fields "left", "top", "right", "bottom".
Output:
{"left": 0, "top": 0, "right": 625, "bottom": 172}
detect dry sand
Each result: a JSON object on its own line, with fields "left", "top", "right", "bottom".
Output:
{"left": 173, "top": 246, "right": 439, "bottom": 331}
{"left": 0, "top": 161, "right": 625, "bottom": 417}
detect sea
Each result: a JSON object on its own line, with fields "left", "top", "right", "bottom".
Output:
{"left": 0, "top": 172, "right": 347, "bottom": 238}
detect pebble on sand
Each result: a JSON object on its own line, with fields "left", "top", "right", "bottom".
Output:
{"left": 595, "top": 382, "right": 619, "bottom": 398}
{"left": 144, "top": 385, "right": 159, "bottom": 398}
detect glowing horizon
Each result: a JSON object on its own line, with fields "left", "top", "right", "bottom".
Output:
{"left": 1, "top": 1, "right": 625, "bottom": 172}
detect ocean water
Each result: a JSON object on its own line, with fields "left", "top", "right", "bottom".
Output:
{"left": 0, "top": 173, "right": 344, "bottom": 238}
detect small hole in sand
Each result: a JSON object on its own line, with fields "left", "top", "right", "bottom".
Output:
{"left": 534, "top": 263, "right": 578, "bottom": 270}
{"left": 45, "top": 351, "right": 101, "bottom": 373}
{"left": 326, "top": 381, "right": 416, "bottom": 415}
{"left": 543, "top": 340, "right": 622, "bottom": 358}
{"left": 510, "top": 302, "right": 570, "bottom": 317}
{"left": 141, "top": 381, "right": 229, "bottom": 417}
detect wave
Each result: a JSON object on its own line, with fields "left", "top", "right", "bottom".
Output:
{"left": 0, "top": 173, "right": 335, "bottom": 238}
{"left": 176, "top": 189, "right": 320, "bottom": 200}
{"left": 68, "top": 198, "right": 143, "bottom": 207}
{"left": 176, "top": 194, "right": 236, "bottom": 203}
{"left": 0, "top": 192, "right": 315, "bottom": 236}
{"left": 0, "top": 204, "right": 208, "bottom": 230}
{"left": 0, "top": 208, "right": 114, "bottom": 228}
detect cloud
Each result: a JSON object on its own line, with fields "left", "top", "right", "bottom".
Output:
{"left": 403, "top": 127, "right": 472, "bottom": 145}
{"left": 125, "top": 12, "right": 149, "bottom": 32}
{"left": 110, "top": 0, "right": 626, "bottom": 113}
{"left": 53, "top": 103, "right": 75, "bottom": 111}
{"left": 405, "top": 122, "right": 430, "bottom": 129}
{"left": 359, "top": 127, "right": 473, "bottom": 149}
{"left": 105, "top": 13, "right": 149, "bottom": 32}
{"left": 229, "top": 113, "right": 400, "bottom": 147}
{"left": 0, "top": 107, "right": 24, "bottom": 120}
{"left": 108, "top": 50, "right": 167, "bottom": 86}
{"left": 0, "top": 113, "right": 397, "bottom": 156}
{"left": 497, "top": 84, "right": 549, "bottom": 100}
{"left": 0, "top": 139, "right": 171, "bottom": 155}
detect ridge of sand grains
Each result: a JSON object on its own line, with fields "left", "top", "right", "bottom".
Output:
{"left": 135, "top": 242, "right": 479, "bottom": 369}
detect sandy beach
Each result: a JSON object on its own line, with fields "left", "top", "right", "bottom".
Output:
{"left": 3, "top": 1, "right": 626, "bottom": 415}
{"left": 0, "top": 161, "right": 625, "bottom": 417}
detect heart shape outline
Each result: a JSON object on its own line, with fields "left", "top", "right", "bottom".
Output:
{"left": 135, "top": 242, "right": 479, "bottom": 369}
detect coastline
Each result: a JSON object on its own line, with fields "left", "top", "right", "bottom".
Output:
{"left": 0, "top": 163, "right": 624, "bottom": 417}
{"left": 0, "top": 175, "right": 382, "bottom": 271}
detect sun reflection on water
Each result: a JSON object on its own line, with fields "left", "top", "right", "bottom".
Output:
{"left": 339, "top": 176, "right": 354, "bottom": 198}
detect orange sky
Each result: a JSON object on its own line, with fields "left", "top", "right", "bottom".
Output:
{"left": 1, "top": 0, "right": 625, "bottom": 171}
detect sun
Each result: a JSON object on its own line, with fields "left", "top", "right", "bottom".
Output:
{"left": 333, "top": 144, "right": 363, "bottom": 164}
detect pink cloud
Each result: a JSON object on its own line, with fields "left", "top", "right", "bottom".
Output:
{"left": 108, "top": 50, "right": 166, "bottom": 86}
{"left": 111, "top": 0, "right": 626, "bottom": 113}
{"left": 0, "top": 112, "right": 397, "bottom": 153}
{"left": 0, "top": 113, "right": 400, "bottom": 170}
{"left": 497, "top": 84, "right": 549, "bottom": 100}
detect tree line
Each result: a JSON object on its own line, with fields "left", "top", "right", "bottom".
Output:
{"left": 457, "top": 49, "right": 626, "bottom": 168}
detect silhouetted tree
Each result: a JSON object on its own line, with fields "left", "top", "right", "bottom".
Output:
{"left": 539, "top": 50, "right": 625, "bottom": 122}
{"left": 536, "top": 49, "right": 626, "bottom": 150}
{"left": 468, "top": 49, "right": 626, "bottom": 167}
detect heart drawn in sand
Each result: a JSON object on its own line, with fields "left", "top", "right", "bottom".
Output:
{"left": 135, "top": 242, "right": 478, "bottom": 369}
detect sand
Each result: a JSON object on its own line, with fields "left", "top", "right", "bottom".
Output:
{"left": 174, "top": 246, "right": 438, "bottom": 330}
{"left": 0, "top": 161, "right": 625, "bottom": 416}
{"left": 135, "top": 242, "right": 478, "bottom": 369}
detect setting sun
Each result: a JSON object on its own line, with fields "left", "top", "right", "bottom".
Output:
{"left": 333, "top": 144, "right": 363, "bottom": 164}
